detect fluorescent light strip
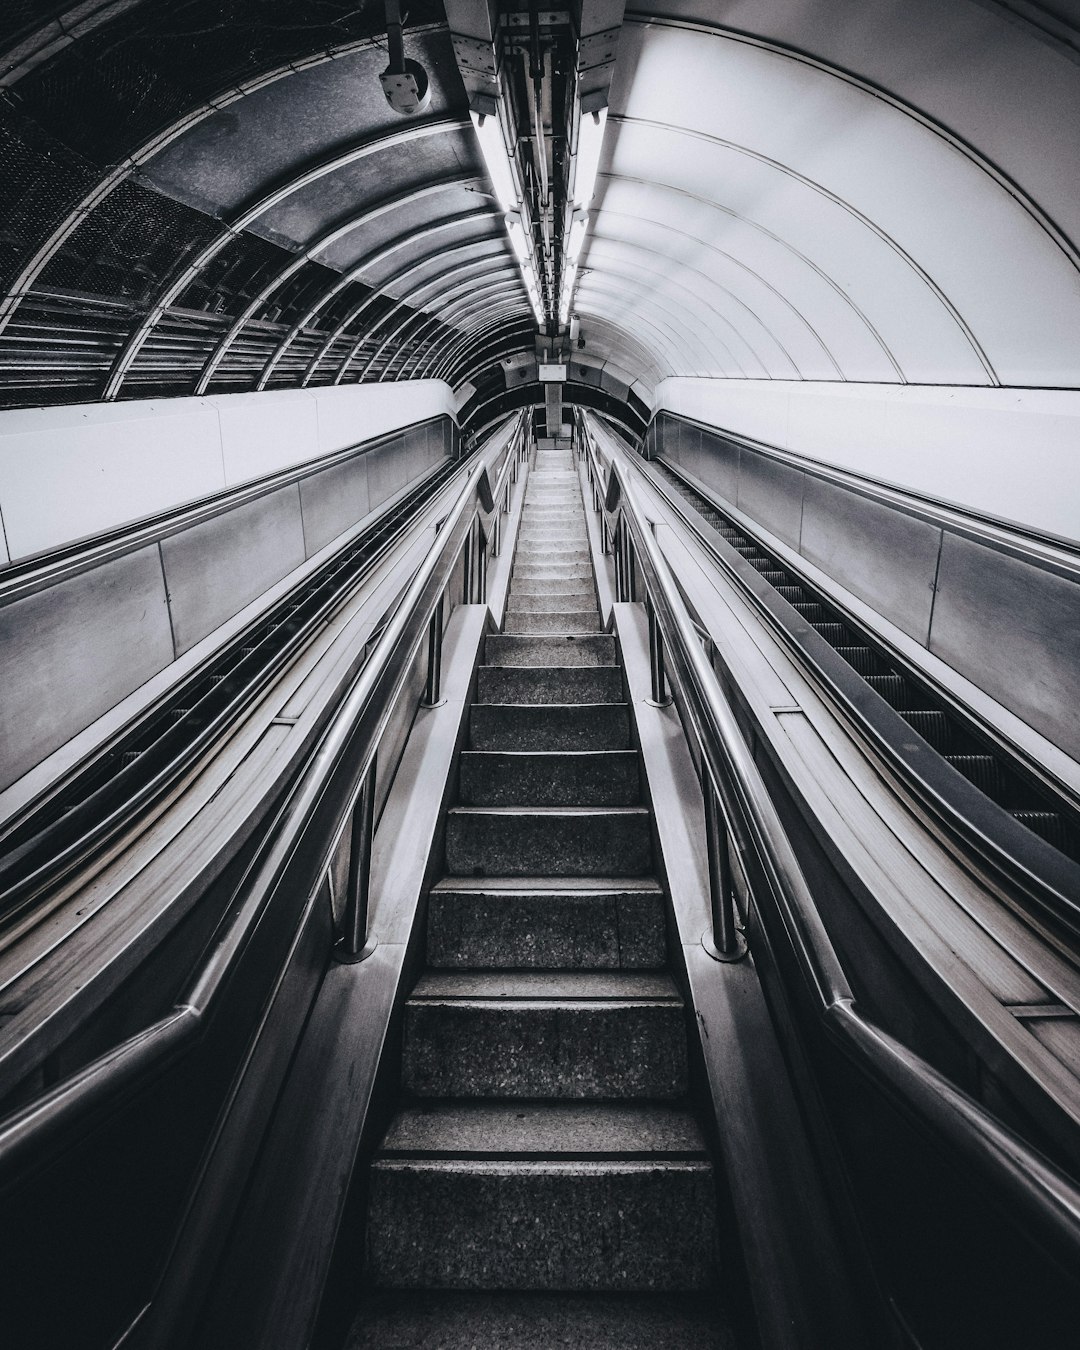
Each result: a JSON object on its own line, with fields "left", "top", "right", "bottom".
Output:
{"left": 470, "top": 109, "right": 519, "bottom": 213}
{"left": 559, "top": 260, "right": 577, "bottom": 325}
{"left": 573, "top": 107, "right": 608, "bottom": 209}
{"left": 469, "top": 111, "right": 548, "bottom": 326}
{"left": 566, "top": 212, "right": 588, "bottom": 264}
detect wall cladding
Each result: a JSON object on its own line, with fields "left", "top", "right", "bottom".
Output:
{"left": 0, "top": 416, "right": 456, "bottom": 793}
{"left": 653, "top": 411, "right": 1080, "bottom": 764}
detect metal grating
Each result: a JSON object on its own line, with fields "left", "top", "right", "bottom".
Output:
{"left": 0, "top": 110, "right": 99, "bottom": 294}
{"left": 176, "top": 231, "right": 294, "bottom": 317}
{"left": 36, "top": 177, "right": 220, "bottom": 303}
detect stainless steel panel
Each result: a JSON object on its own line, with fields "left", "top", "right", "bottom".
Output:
{"left": 800, "top": 477, "right": 942, "bottom": 644}
{"left": 692, "top": 428, "right": 739, "bottom": 505}
{"left": 404, "top": 425, "right": 431, "bottom": 482}
{"left": 299, "top": 453, "right": 371, "bottom": 557}
{"left": 736, "top": 449, "right": 805, "bottom": 548}
{"left": 162, "top": 484, "right": 306, "bottom": 655}
{"left": 598, "top": 368, "right": 630, "bottom": 401}
{"left": 930, "top": 533, "right": 1080, "bottom": 759}
{"left": 656, "top": 414, "right": 679, "bottom": 466}
{"left": 0, "top": 546, "right": 174, "bottom": 790}
{"left": 366, "top": 442, "right": 410, "bottom": 508}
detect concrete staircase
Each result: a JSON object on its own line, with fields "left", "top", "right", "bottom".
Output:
{"left": 352, "top": 446, "right": 732, "bottom": 1347}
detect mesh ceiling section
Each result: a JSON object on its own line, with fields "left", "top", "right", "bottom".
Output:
{"left": 0, "top": 0, "right": 448, "bottom": 404}
{"left": 175, "top": 231, "right": 298, "bottom": 317}
{"left": 0, "top": 1, "right": 85, "bottom": 49}
{"left": 0, "top": 108, "right": 100, "bottom": 295}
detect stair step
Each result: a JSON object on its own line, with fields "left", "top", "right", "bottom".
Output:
{"left": 511, "top": 576, "right": 597, "bottom": 595}
{"left": 518, "top": 526, "right": 582, "bottom": 537}
{"left": 515, "top": 545, "right": 591, "bottom": 561}
{"left": 402, "top": 971, "right": 687, "bottom": 1099}
{"left": 379, "top": 1099, "right": 703, "bottom": 1154}
{"left": 945, "top": 753, "right": 1007, "bottom": 798}
{"left": 504, "top": 610, "right": 602, "bottom": 634}
{"left": 460, "top": 749, "right": 640, "bottom": 807}
{"left": 445, "top": 805, "right": 652, "bottom": 876}
{"left": 367, "top": 1142, "right": 714, "bottom": 1290}
{"left": 470, "top": 704, "right": 629, "bottom": 752}
{"left": 901, "top": 709, "right": 952, "bottom": 751}
{"left": 509, "top": 591, "right": 597, "bottom": 612}
{"left": 513, "top": 561, "right": 595, "bottom": 580}
{"left": 348, "top": 1290, "right": 732, "bottom": 1350}
{"left": 485, "top": 634, "right": 616, "bottom": 667}
{"left": 1013, "top": 810, "right": 1065, "bottom": 849}
{"left": 476, "top": 666, "right": 622, "bottom": 705}
{"left": 427, "top": 878, "right": 664, "bottom": 967}
{"left": 519, "top": 507, "right": 580, "bottom": 518}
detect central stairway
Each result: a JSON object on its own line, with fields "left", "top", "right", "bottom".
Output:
{"left": 351, "top": 445, "right": 734, "bottom": 1347}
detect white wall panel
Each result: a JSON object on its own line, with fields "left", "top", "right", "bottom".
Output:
{"left": 575, "top": 18, "right": 1080, "bottom": 392}
{"left": 647, "top": 1, "right": 1080, "bottom": 259}
{"left": 655, "top": 377, "right": 1080, "bottom": 541}
{"left": 0, "top": 382, "right": 457, "bottom": 562}
{"left": 0, "top": 400, "right": 226, "bottom": 560}
{"left": 209, "top": 389, "right": 321, "bottom": 485}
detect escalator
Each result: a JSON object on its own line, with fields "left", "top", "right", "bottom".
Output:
{"left": 3, "top": 420, "right": 1080, "bottom": 1350}
{"left": 350, "top": 443, "right": 744, "bottom": 1346}
{"left": 0, "top": 452, "right": 465, "bottom": 924}
{"left": 641, "top": 455, "right": 1080, "bottom": 940}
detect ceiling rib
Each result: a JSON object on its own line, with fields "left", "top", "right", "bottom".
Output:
{"left": 256, "top": 210, "right": 500, "bottom": 389}
{"left": 101, "top": 117, "right": 467, "bottom": 394}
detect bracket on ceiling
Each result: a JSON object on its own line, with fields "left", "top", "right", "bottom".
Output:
{"left": 379, "top": 0, "right": 432, "bottom": 114}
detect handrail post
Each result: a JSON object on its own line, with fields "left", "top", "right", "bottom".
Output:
{"left": 462, "top": 519, "right": 475, "bottom": 602}
{"left": 703, "top": 772, "right": 746, "bottom": 961}
{"left": 621, "top": 524, "right": 637, "bottom": 602}
{"left": 646, "top": 594, "right": 672, "bottom": 706}
{"left": 341, "top": 760, "right": 377, "bottom": 959}
{"left": 422, "top": 593, "right": 445, "bottom": 706}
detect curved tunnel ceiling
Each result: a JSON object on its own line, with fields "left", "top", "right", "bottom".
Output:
{"left": 1, "top": 1, "right": 1078, "bottom": 426}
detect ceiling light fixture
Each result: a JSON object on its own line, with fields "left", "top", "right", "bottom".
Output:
{"left": 566, "top": 212, "right": 589, "bottom": 265}
{"left": 470, "top": 109, "right": 519, "bottom": 213}
{"left": 573, "top": 107, "right": 608, "bottom": 209}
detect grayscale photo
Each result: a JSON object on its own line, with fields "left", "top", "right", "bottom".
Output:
{"left": 0, "top": 2, "right": 1078, "bottom": 1348}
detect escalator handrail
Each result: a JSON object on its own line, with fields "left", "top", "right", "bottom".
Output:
{"left": 581, "top": 415, "right": 1080, "bottom": 1272}
{"left": 0, "top": 415, "right": 524, "bottom": 1187}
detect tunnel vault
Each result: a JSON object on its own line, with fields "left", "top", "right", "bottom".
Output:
{"left": 1, "top": 1, "right": 1079, "bottom": 429}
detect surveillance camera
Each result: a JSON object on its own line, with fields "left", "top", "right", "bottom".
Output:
{"left": 379, "top": 58, "right": 431, "bottom": 115}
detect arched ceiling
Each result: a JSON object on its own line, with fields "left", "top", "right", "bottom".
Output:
{"left": 1, "top": 0, "right": 1078, "bottom": 426}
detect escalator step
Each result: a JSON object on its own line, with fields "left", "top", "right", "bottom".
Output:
{"left": 793, "top": 602, "right": 827, "bottom": 622}
{"left": 865, "top": 674, "right": 910, "bottom": 708}
{"left": 835, "top": 646, "right": 882, "bottom": 677}
{"left": 900, "top": 710, "right": 952, "bottom": 751}
{"left": 812, "top": 623, "right": 851, "bottom": 646}
{"left": 760, "top": 570, "right": 790, "bottom": 587}
{"left": 776, "top": 586, "right": 809, "bottom": 604}
{"left": 945, "top": 755, "right": 1006, "bottom": 799}
{"left": 744, "top": 555, "right": 774, "bottom": 570}
{"left": 1012, "top": 811, "right": 1065, "bottom": 850}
